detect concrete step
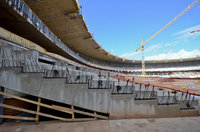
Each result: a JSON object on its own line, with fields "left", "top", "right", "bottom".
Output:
{"left": 180, "top": 100, "right": 198, "bottom": 110}
{"left": 134, "top": 91, "right": 157, "bottom": 100}
{"left": 0, "top": 45, "right": 42, "bottom": 72}
{"left": 66, "top": 75, "right": 90, "bottom": 84}
{"left": 111, "top": 85, "right": 134, "bottom": 94}
{"left": 157, "top": 96, "right": 178, "bottom": 105}
{"left": 44, "top": 70, "right": 67, "bottom": 78}
{"left": 88, "top": 80, "right": 113, "bottom": 89}
{"left": 0, "top": 67, "right": 199, "bottom": 119}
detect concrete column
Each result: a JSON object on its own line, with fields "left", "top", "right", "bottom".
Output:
{"left": 0, "top": 86, "right": 4, "bottom": 124}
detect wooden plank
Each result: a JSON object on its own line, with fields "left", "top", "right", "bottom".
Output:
{"left": 71, "top": 105, "right": 74, "bottom": 120}
{"left": 0, "top": 92, "right": 108, "bottom": 119}
{"left": 0, "top": 115, "right": 36, "bottom": 121}
{"left": 35, "top": 97, "right": 41, "bottom": 124}
{"left": 65, "top": 118, "right": 96, "bottom": 121}
{"left": 0, "top": 103, "right": 68, "bottom": 121}
{"left": 94, "top": 112, "right": 97, "bottom": 120}
{"left": 73, "top": 109, "right": 108, "bottom": 120}
{"left": 51, "top": 105, "right": 73, "bottom": 114}
{"left": 0, "top": 103, "right": 96, "bottom": 122}
{"left": 0, "top": 92, "right": 72, "bottom": 114}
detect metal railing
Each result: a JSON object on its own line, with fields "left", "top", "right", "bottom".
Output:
{"left": 134, "top": 84, "right": 157, "bottom": 100}
{"left": 0, "top": 39, "right": 42, "bottom": 72}
{"left": 66, "top": 74, "right": 90, "bottom": 84}
{"left": 111, "top": 81, "right": 134, "bottom": 94}
{"left": 179, "top": 94, "right": 198, "bottom": 110}
{"left": 88, "top": 79, "right": 114, "bottom": 89}
{"left": 5, "top": 0, "right": 90, "bottom": 65}
{"left": 4, "top": 0, "right": 200, "bottom": 73}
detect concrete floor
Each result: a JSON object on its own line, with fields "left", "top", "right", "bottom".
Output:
{"left": 0, "top": 117, "right": 200, "bottom": 132}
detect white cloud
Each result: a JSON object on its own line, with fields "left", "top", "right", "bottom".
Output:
{"left": 120, "top": 52, "right": 139, "bottom": 58}
{"left": 145, "top": 49, "right": 200, "bottom": 60}
{"left": 120, "top": 25, "right": 200, "bottom": 60}
{"left": 145, "top": 44, "right": 161, "bottom": 52}
{"left": 110, "top": 49, "right": 115, "bottom": 53}
{"left": 120, "top": 43, "right": 161, "bottom": 59}
{"left": 164, "top": 41, "right": 179, "bottom": 47}
{"left": 174, "top": 24, "right": 200, "bottom": 35}
{"left": 160, "top": 25, "right": 200, "bottom": 48}
{"left": 174, "top": 24, "right": 200, "bottom": 41}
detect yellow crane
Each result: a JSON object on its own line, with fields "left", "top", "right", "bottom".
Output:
{"left": 135, "top": 0, "right": 200, "bottom": 76}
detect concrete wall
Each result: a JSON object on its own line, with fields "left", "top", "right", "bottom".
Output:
{"left": 0, "top": 67, "right": 199, "bottom": 119}
{"left": 108, "top": 95, "right": 198, "bottom": 119}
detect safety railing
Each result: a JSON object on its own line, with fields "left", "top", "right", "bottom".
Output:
{"left": 157, "top": 91, "right": 178, "bottom": 105}
{"left": 0, "top": 39, "right": 42, "bottom": 72}
{"left": 111, "top": 80, "right": 134, "bottom": 94}
{"left": 5, "top": 0, "right": 90, "bottom": 66}
{"left": 134, "top": 84, "right": 157, "bottom": 100}
{"left": 0, "top": 91, "right": 108, "bottom": 124}
{"left": 179, "top": 93, "right": 198, "bottom": 110}
{"left": 66, "top": 74, "right": 90, "bottom": 84}
{"left": 88, "top": 79, "right": 114, "bottom": 89}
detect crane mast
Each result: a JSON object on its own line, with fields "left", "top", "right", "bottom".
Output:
{"left": 141, "top": 40, "right": 146, "bottom": 76}
{"left": 135, "top": 0, "right": 200, "bottom": 76}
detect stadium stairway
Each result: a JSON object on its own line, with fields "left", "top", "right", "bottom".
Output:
{"left": 0, "top": 40, "right": 199, "bottom": 122}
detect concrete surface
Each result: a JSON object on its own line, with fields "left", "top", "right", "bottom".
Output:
{"left": 0, "top": 117, "right": 200, "bottom": 132}
{"left": 0, "top": 68, "right": 199, "bottom": 119}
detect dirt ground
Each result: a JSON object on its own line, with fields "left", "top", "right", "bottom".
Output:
{"left": 0, "top": 117, "right": 200, "bottom": 132}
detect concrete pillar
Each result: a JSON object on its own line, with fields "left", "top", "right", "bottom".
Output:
{"left": 0, "top": 86, "right": 4, "bottom": 124}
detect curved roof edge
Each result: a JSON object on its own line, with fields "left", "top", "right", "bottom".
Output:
{"left": 75, "top": 0, "right": 200, "bottom": 64}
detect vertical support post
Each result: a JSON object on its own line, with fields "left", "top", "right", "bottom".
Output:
{"left": 71, "top": 105, "right": 74, "bottom": 120}
{"left": 35, "top": 97, "right": 41, "bottom": 124}
{"left": 141, "top": 40, "right": 146, "bottom": 76}
{"left": 94, "top": 112, "right": 97, "bottom": 120}
{"left": 0, "top": 87, "right": 4, "bottom": 124}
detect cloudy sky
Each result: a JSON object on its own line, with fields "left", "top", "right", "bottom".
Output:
{"left": 79, "top": 0, "right": 200, "bottom": 60}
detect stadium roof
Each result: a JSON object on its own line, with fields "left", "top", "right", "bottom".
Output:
{"left": 21, "top": 0, "right": 200, "bottom": 64}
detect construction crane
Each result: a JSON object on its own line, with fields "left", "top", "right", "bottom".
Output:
{"left": 135, "top": 0, "right": 200, "bottom": 76}
{"left": 191, "top": 30, "right": 200, "bottom": 33}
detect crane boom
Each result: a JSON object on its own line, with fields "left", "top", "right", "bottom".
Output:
{"left": 135, "top": 0, "right": 200, "bottom": 52}
{"left": 191, "top": 30, "right": 200, "bottom": 33}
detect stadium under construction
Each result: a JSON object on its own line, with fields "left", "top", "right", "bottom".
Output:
{"left": 0, "top": 0, "right": 200, "bottom": 131}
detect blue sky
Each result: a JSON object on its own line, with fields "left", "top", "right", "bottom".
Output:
{"left": 78, "top": 0, "right": 200, "bottom": 60}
